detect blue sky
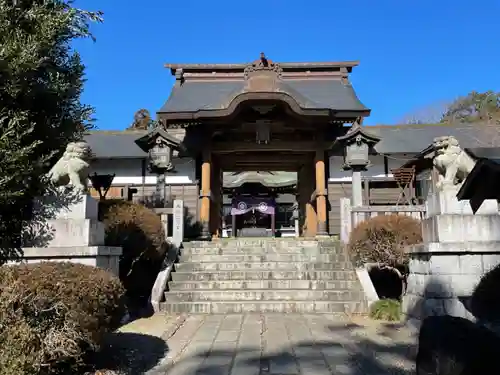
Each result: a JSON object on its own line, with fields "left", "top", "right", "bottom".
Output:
{"left": 74, "top": 0, "right": 500, "bottom": 129}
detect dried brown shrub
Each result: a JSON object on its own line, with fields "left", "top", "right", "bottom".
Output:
{"left": 0, "top": 262, "right": 125, "bottom": 375}
{"left": 348, "top": 214, "right": 422, "bottom": 268}
{"left": 100, "top": 200, "right": 167, "bottom": 305}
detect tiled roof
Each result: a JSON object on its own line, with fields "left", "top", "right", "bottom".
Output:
{"left": 84, "top": 123, "right": 500, "bottom": 159}
{"left": 371, "top": 123, "right": 499, "bottom": 154}
{"left": 159, "top": 79, "right": 368, "bottom": 114}
{"left": 84, "top": 131, "right": 148, "bottom": 159}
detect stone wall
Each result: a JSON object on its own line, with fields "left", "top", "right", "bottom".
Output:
{"left": 15, "top": 193, "right": 122, "bottom": 276}
{"left": 403, "top": 189, "right": 500, "bottom": 326}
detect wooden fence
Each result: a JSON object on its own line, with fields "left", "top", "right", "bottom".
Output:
{"left": 340, "top": 197, "right": 426, "bottom": 244}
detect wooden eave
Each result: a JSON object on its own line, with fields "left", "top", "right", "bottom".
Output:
{"left": 159, "top": 91, "right": 370, "bottom": 123}
{"left": 398, "top": 145, "right": 435, "bottom": 174}
{"left": 165, "top": 61, "right": 360, "bottom": 74}
{"left": 134, "top": 126, "right": 183, "bottom": 153}
{"left": 335, "top": 125, "right": 381, "bottom": 145}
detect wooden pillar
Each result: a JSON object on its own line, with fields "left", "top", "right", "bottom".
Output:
{"left": 199, "top": 149, "right": 211, "bottom": 240}
{"left": 315, "top": 149, "right": 328, "bottom": 236}
{"left": 305, "top": 200, "right": 317, "bottom": 237}
{"left": 210, "top": 158, "right": 222, "bottom": 238}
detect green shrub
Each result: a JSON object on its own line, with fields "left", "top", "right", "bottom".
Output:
{"left": 348, "top": 214, "right": 422, "bottom": 268}
{"left": 100, "top": 200, "right": 167, "bottom": 306}
{"left": 0, "top": 262, "right": 125, "bottom": 375}
{"left": 369, "top": 299, "right": 401, "bottom": 321}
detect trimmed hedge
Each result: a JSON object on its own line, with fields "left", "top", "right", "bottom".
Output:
{"left": 100, "top": 200, "right": 167, "bottom": 307}
{"left": 0, "top": 262, "right": 125, "bottom": 375}
{"left": 348, "top": 214, "right": 422, "bottom": 268}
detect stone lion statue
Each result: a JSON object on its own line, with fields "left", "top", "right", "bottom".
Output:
{"left": 47, "top": 141, "right": 93, "bottom": 192}
{"left": 432, "top": 136, "right": 477, "bottom": 190}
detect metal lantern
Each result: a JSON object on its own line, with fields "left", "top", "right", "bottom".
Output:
{"left": 337, "top": 123, "right": 380, "bottom": 171}
{"left": 148, "top": 137, "right": 174, "bottom": 173}
{"left": 135, "top": 126, "right": 184, "bottom": 208}
{"left": 345, "top": 135, "right": 369, "bottom": 167}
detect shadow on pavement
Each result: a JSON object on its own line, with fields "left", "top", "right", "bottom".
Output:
{"left": 90, "top": 332, "right": 169, "bottom": 375}
{"left": 160, "top": 323, "right": 417, "bottom": 375}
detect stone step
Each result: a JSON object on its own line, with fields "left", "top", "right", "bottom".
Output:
{"left": 159, "top": 300, "right": 367, "bottom": 314}
{"left": 180, "top": 253, "right": 348, "bottom": 263}
{"left": 171, "top": 270, "right": 359, "bottom": 281}
{"left": 165, "top": 289, "right": 364, "bottom": 302}
{"left": 168, "top": 279, "right": 361, "bottom": 290}
{"left": 175, "top": 261, "right": 352, "bottom": 272}
{"left": 182, "top": 239, "right": 321, "bottom": 249}
{"left": 180, "top": 247, "right": 342, "bottom": 256}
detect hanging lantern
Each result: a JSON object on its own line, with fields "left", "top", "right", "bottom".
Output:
{"left": 337, "top": 124, "right": 380, "bottom": 171}
{"left": 345, "top": 135, "right": 370, "bottom": 167}
{"left": 148, "top": 137, "right": 174, "bottom": 173}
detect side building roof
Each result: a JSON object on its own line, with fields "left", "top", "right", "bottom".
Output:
{"left": 84, "top": 123, "right": 500, "bottom": 159}
{"left": 371, "top": 123, "right": 500, "bottom": 154}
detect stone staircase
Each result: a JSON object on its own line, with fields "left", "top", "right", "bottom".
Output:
{"left": 160, "top": 238, "right": 368, "bottom": 314}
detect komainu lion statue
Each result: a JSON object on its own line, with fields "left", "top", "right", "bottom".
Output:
{"left": 432, "top": 135, "right": 477, "bottom": 190}
{"left": 47, "top": 141, "right": 93, "bottom": 192}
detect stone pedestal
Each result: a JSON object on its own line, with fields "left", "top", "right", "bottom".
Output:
{"left": 20, "top": 193, "right": 122, "bottom": 276}
{"left": 403, "top": 188, "right": 500, "bottom": 327}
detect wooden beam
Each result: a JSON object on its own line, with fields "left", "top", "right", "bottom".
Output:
{"left": 212, "top": 141, "right": 332, "bottom": 153}
{"left": 221, "top": 154, "right": 308, "bottom": 163}
{"left": 222, "top": 165, "right": 299, "bottom": 172}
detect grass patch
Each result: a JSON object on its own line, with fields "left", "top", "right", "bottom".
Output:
{"left": 369, "top": 299, "right": 401, "bottom": 321}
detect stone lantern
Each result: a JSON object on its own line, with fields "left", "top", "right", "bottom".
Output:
{"left": 135, "top": 125, "right": 183, "bottom": 207}
{"left": 336, "top": 119, "right": 380, "bottom": 207}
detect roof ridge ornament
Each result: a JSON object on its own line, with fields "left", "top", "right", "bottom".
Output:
{"left": 244, "top": 52, "right": 283, "bottom": 80}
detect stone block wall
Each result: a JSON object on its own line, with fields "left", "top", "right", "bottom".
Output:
{"left": 16, "top": 193, "right": 122, "bottom": 276}
{"left": 403, "top": 189, "right": 500, "bottom": 326}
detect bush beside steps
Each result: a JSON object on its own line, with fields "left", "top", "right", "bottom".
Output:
{"left": 100, "top": 200, "right": 168, "bottom": 317}
{"left": 369, "top": 299, "right": 401, "bottom": 321}
{"left": 348, "top": 214, "right": 422, "bottom": 304}
{"left": 0, "top": 262, "right": 125, "bottom": 375}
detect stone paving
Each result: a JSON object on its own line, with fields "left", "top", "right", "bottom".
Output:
{"left": 143, "top": 314, "right": 417, "bottom": 375}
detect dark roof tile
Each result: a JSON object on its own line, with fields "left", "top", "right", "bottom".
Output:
{"left": 84, "top": 131, "right": 147, "bottom": 159}
{"left": 159, "top": 79, "right": 367, "bottom": 114}
{"left": 372, "top": 123, "right": 499, "bottom": 154}
{"left": 84, "top": 123, "right": 500, "bottom": 159}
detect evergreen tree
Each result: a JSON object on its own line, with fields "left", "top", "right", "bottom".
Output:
{"left": 0, "top": 0, "right": 101, "bottom": 263}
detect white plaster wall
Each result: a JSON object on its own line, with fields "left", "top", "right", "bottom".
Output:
{"left": 89, "top": 157, "right": 196, "bottom": 185}
{"left": 328, "top": 155, "right": 415, "bottom": 182}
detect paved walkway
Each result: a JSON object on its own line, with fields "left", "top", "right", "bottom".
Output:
{"left": 138, "top": 314, "right": 417, "bottom": 375}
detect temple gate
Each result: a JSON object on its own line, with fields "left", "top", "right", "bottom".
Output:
{"left": 157, "top": 53, "right": 370, "bottom": 239}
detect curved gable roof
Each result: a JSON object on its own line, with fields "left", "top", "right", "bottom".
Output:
{"left": 159, "top": 79, "right": 368, "bottom": 115}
